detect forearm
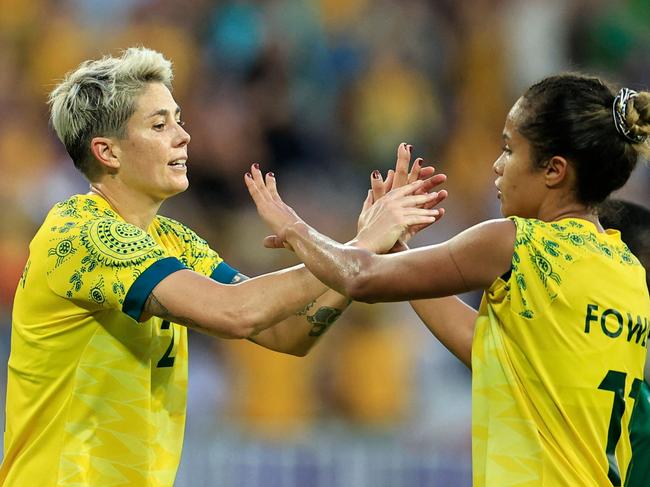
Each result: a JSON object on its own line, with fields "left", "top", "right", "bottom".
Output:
{"left": 232, "top": 263, "right": 338, "bottom": 335}
{"left": 284, "top": 221, "right": 371, "bottom": 298}
{"left": 249, "top": 289, "right": 351, "bottom": 355}
{"left": 409, "top": 296, "right": 477, "bottom": 368}
{"left": 146, "top": 265, "right": 334, "bottom": 339}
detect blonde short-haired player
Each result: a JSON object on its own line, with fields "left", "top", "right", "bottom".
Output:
{"left": 0, "top": 47, "right": 446, "bottom": 486}
{"left": 246, "top": 75, "right": 650, "bottom": 486}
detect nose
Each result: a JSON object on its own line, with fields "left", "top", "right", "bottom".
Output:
{"left": 493, "top": 154, "right": 504, "bottom": 175}
{"left": 176, "top": 123, "right": 191, "bottom": 147}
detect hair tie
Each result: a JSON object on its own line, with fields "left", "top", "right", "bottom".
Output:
{"left": 612, "top": 88, "right": 646, "bottom": 143}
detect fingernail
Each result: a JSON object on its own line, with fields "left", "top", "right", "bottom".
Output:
{"left": 414, "top": 158, "right": 421, "bottom": 167}
{"left": 253, "top": 163, "right": 260, "bottom": 170}
{"left": 267, "top": 172, "right": 275, "bottom": 177}
{"left": 245, "top": 172, "right": 252, "bottom": 178}
{"left": 408, "top": 145, "right": 413, "bottom": 153}
{"left": 372, "top": 170, "right": 380, "bottom": 179}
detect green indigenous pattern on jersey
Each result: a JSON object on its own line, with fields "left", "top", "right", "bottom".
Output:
{"left": 472, "top": 217, "right": 649, "bottom": 486}
{"left": 1, "top": 194, "right": 238, "bottom": 487}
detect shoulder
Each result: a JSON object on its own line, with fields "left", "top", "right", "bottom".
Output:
{"left": 49, "top": 195, "right": 120, "bottom": 222}
{"left": 447, "top": 219, "right": 516, "bottom": 289}
{"left": 153, "top": 215, "right": 225, "bottom": 274}
{"left": 153, "top": 215, "right": 208, "bottom": 247}
{"left": 78, "top": 217, "right": 163, "bottom": 268}
{"left": 452, "top": 219, "right": 517, "bottom": 254}
{"left": 41, "top": 196, "right": 163, "bottom": 271}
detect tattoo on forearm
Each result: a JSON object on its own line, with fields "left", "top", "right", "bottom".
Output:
{"left": 297, "top": 299, "right": 316, "bottom": 316}
{"left": 145, "top": 292, "right": 210, "bottom": 333}
{"left": 306, "top": 306, "right": 343, "bottom": 336}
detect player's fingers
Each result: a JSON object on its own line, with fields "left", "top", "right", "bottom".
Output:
{"left": 371, "top": 170, "right": 384, "bottom": 202}
{"left": 388, "top": 178, "right": 427, "bottom": 199}
{"left": 248, "top": 163, "right": 271, "bottom": 203}
{"left": 417, "top": 165, "right": 435, "bottom": 180}
{"left": 407, "top": 158, "right": 422, "bottom": 184}
{"left": 393, "top": 143, "right": 411, "bottom": 188}
{"left": 263, "top": 235, "right": 286, "bottom": 249}
{"left": 404, "top": 212, "right": 438, "bottom": 227}
{"left": 420, "top": 189, "right": 448, "bottom": 210}
{"left": 265, "top": 172, "right": 282, "bottom": 202}
{"left": 424, "top": 189, "right": 448, "bottom": 207}
{"left": 250, "top": 163, "right": 265, "bottom": 184}
{"left": 244, "top": 170, "right": 265, "bottom": 205}
{"left": 418, "top": 174, "right": 447, "bottom": 194}
{"left": 361, "top": 189, "right": 373, "bottom": 213}
{"left": 399, "top": 191, "right": 440, "bottom": 208}
{"left": 405, "top": 207, "right": 440, "bottom": 218}
{"left": 384, "top": 169, "right": 395, "bottom": 193}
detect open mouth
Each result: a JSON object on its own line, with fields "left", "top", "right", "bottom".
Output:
{"left": 168, "top": 159, "right": 187, "bottom": 169}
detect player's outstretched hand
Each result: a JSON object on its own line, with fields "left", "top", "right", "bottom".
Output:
{"left": 358, "top": 143, "right": 448, "bottom": 252}
{"left": 244, "top": 163, "right": 302, "bottom": 249}
{"left": 354, "top": 179, "right": 443, "bottom": 254}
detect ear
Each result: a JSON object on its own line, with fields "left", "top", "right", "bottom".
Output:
{"left": 544, "top": 155, "right": 569, "bottom": 189}
{"left": 90, "top": 137, "right": 121, "bottom": 173}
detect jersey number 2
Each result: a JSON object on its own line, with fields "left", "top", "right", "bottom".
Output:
{"left": 157, "top": 320, "right": 176, "bottom": 368}
{"left": 598, "top": 370, "right": 642, "bottom": 486}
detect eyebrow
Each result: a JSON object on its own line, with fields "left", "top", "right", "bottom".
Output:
{"left": 146, "top": 106, "right": 181, "bottom": 118}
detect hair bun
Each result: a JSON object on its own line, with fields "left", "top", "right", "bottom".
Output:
{"left": 613, "top": 88, "right": 649, "bottom": 144}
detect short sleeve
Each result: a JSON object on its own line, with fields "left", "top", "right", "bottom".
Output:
{"left": 45, "top": 218, "right": 186, "bottom": 320}
{"left": 154, "top": 216, "right": 239, "bottom": 283}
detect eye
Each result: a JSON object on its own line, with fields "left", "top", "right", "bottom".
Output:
{"left": 153, "top": 122, "right": 166, "bottom": 131}
{"left": 176, "top": 119, "right": 186, "bottom": 127}
{"left": 501, "top": 145, "right": 512, "bottom": 155}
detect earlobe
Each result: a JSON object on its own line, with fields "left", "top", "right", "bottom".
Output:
{"left": 90, "top": 137, "right": 120, "bottom": 172}
{"left": 545, "top": 156, "right": 569, "bottom": 188}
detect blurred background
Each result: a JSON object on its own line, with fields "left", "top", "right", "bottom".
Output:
{"left": 0, "top": 0, "right": 648, "bottom": 485}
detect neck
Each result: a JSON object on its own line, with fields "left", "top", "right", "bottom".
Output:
{"left": 537, "top": 197, "right": 603, "bottom": 231}
{"left": 88, "top": 180, "right": 163, "bottom": 230}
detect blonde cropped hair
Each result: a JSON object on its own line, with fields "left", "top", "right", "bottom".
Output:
{"left": 49, "top": 47, "right": 174, "bottom": 179}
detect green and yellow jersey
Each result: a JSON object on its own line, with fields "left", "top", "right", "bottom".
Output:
{"left": 472, "top": 217, "right": 649, "bottom": 486}
{"left": 1, "top": 194, "right": 238, "bottom": 487}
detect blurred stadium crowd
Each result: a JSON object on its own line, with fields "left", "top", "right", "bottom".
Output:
{"left": 1, "top": 0, "right": 648, "bottom": 485}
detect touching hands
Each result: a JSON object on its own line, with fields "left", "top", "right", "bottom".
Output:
{"left": 357, "top": 143, "right": 447, "bottom": 253}
{"left": 244, "top": 164, "right": 302, "bottom": 249}
{"left": 245, "top": 148, "right": 444, "bottom": 253}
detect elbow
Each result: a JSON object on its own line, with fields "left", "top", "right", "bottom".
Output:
{"left": 209, "top": 308, "right": 261, "bottom": 340}
{"left": 343, "top": 268, "right": 379, "bottom": 304}
{"left": 285, "top": 346, "right": 310, "bottom": 358}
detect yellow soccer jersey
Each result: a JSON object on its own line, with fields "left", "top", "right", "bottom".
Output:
{"left": 472, "top": 217, "right": 649, "bottom": 487}
{"left": 1, "top": 194, "right": 238, "bottom": 487}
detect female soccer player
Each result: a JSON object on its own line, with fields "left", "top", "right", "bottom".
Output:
{"left": 246, "top": 75, "right": 650, "bottom": 486}
{"left": 1, "top": 47, "right": 446, "bottom": 486}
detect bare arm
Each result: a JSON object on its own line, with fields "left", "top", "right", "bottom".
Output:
{"left": 249, "top": 288, "right": 351, "bottom": 356}
{"left": 224, "top": 272, "right": 351, "bottom": 356}
{"left": 142, "top": 264, "right": 334, "bottom": 340}
{"left": 410, "top": 297, "right": 477, "bottom": 368}
{"left": 284, "top": 219, "right": 515, "bottom": 303}
{"left": 281, "top": 221, "right": 510, "bottom": 367}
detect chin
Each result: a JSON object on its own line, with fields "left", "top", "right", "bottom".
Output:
{"left": 158, "top": 180, "right": 189, "bottom": 200}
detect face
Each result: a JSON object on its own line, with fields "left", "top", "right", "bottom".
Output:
{"left": 493, "top": 97, "right": 547, "bottom": 218}
{"left": 113, "top": 82, "right": 191, "bottom": 201}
